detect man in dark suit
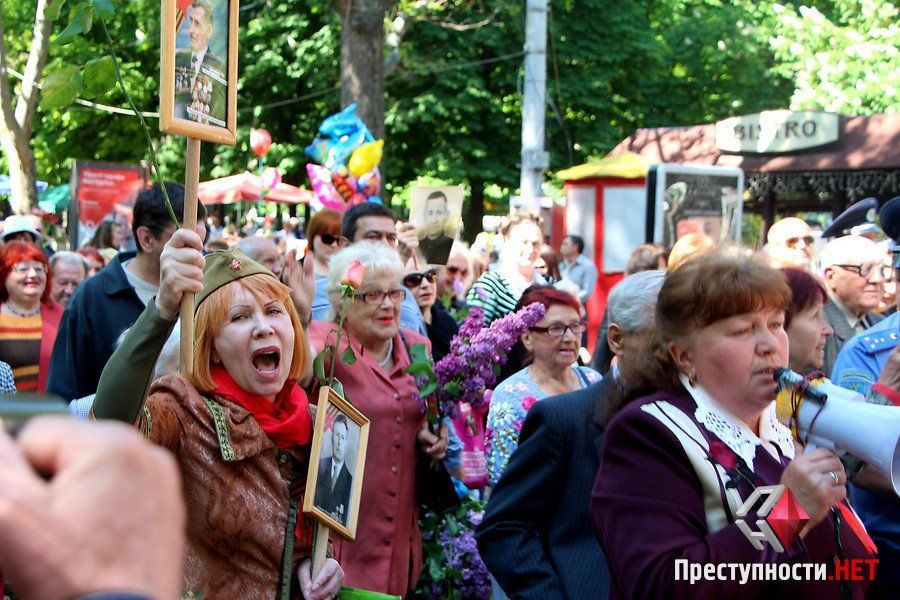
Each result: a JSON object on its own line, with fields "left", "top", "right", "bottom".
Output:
{"left": 315, "top": 415, "right": 353, "bottom": 525}
{"left": 820, "top": 234, "right": 886, "bottom": 376}
{"left": 174, "top": 0, "right": 226, "bottom": 126}
{"left": 476, "top": 270, "right": 666, "bottom": 599}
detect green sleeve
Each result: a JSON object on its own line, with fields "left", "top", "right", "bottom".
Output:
{"left": 93, "top": 299, "right": 177, "bottom": 423}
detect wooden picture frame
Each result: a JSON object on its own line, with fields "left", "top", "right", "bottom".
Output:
{"left": 303, "top": 387, "right": 370, "bottom": 540}
{"left": 159, "top": 0, "right": 238, "bottom": 145}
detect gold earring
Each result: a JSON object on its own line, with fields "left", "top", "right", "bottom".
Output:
{"left": 688, "top": 371, "right": 697, "bottom": 387}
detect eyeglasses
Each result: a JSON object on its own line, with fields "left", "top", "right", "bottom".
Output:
{"left": 402, "top": 268, "right": 438, "bottom": 288}
{"left": 785, "top": 235, "right": 814, "bottom": 249}
{"left": 834, "top": 263, "right": 886, "bottom": 280}
{"left": 530, "top": 320, "right": 587, "bottom": 338}
{"left": 11, "top": 263, "right": 46, "bottom": 275}
{"left": 318, "top": 233, "right": 344, "bottom": 247}
{"left": 353, "top": 288, "right": 407, "bottom": 305}
{"left": 446, "top": 265, "right": 469, "bottom": 278}
{"left": 362, "top": 231, "right": 398, "bottom": 245}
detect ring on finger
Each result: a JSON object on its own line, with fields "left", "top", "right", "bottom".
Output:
{"left": 826, "top": 470, "right": 840, "bottom": 484}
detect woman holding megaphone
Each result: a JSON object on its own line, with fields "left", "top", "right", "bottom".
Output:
{"left": 591, "top": 253, "right": 873, "bottom": 598}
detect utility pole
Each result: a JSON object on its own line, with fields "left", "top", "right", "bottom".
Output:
{"left": 518, "top": 0, "right": 549, "bottom": 211}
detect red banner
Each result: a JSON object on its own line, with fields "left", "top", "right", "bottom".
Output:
{"left": 71, "top": 161, "right": 147, "bottom": 246}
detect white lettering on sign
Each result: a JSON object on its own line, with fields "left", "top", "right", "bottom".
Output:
{"left": 715, "top": 110, "right": 839, "bottom": 154}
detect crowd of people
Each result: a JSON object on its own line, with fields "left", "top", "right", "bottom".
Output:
{"left": 0, "top": 185, "right": 897, "bottom": 599}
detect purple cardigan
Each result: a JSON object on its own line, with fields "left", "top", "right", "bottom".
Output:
{"left": 590, "top": 388, "right": 870, "bottom": 599}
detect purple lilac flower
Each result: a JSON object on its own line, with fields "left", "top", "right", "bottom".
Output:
{"left": 434, "top": 303, "right": 546, "bottom": 417}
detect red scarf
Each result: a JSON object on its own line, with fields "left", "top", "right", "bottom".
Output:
{"left": 211, "top": 366, "right": 312, "bottom": 448}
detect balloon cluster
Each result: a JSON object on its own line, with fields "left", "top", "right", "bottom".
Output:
{"left": 305, "top": 103, "right": 383, "bottom": 212}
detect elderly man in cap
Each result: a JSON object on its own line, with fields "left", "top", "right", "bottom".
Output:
{"left": 819, "top": 234, "right": 887, "bottom": 375}
{"left": 831, "top": 196, "right": 900, "bottom": 599}
{"left": 765, "top": 217, "right": 816, "bottom": 270}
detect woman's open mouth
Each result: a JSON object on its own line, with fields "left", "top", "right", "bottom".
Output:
{"left": 251, "top": 346, "right": 281, "bottom": 377}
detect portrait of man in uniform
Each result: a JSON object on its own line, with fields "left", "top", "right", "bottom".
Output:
{"left": 174, "top": 0, "right": 227, "bottom": 127}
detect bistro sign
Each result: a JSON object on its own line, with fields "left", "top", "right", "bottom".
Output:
{"left": 715, "top": 110, "right": 839, "bottom": 154}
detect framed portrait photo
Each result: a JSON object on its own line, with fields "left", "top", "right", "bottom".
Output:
{"left": 160, "top": 0, "right": 238, "bottom": 145}
{"left": 303, "top": 387, "right": 369, "bottom": 540}
{"left": 410, "top": 185, "right": 464, "bottom": 265}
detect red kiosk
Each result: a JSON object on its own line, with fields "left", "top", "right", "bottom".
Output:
{"left": 554, "top": 152, "right": 650, "bottom": 352}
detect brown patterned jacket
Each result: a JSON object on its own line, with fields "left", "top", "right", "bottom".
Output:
{"left": 141, "top": 374, "right": 313, "bottom": 599}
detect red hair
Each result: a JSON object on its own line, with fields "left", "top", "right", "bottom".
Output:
{"left": 75, "top": 247, "right": 105, "bottom": 268}
{"left": 518, "top": 284, "right": 580, "bottom": 315}
{"left": 781, "top": 267, "right": 828, "bottom": 328}
{"left": 0, "top": 242, "right": 52, "bottom": 304}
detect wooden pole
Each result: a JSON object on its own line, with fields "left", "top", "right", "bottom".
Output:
{"left": 311, "top": 522, "right": 329, "bottom": 579}
{"left": 180, "top": 137, "right": 201, "bottom": 376}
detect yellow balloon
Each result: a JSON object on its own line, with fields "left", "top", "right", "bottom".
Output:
{"left": 348, "top": 139, "right": 384, "bottom": 177}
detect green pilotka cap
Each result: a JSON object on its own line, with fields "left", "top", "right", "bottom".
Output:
{"left": 194, "top": 248, "right": 276, "bottom": 312}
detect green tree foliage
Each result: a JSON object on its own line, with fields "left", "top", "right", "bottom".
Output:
{"left": 1, "top": 0, "right": 892, "bottom": 216}
{"left": 767, "top": 0, "right": 899, "bottom": 114}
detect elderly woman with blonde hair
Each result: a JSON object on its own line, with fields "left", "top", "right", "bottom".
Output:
{"left": 307, "top": 241, "right": 448, "bottom": 597}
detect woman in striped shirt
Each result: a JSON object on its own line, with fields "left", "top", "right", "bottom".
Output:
{"left": 0, "top": 242, "right": 64, "bottom": 392}
{"left": 467, "top": 212, "right": 546, "bottom": 326}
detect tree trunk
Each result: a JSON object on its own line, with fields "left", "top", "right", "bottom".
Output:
{"left": 338, "top": 0, "right": 387, "bottom": 138}
{"left": 0, "top": 0, "right": 53, "bottom": 214}
{"left": 0, "top": 133, "right": 38, "bottom": 214}
{"left": 464, "top": 177, "right": 485, "bottom": 244}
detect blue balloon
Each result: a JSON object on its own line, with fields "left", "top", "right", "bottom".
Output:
{"left": 366, "top": 196, "right": 383, "bottom": 204}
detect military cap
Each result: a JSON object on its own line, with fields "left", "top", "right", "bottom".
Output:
{"left": 821, "top": 197, "right": 879, "bottom": 239}
{"left": 195, "top": 247, "right": 276, "bottom": 311}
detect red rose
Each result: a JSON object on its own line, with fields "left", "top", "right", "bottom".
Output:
{"left": 709, "top": 440, "right": 737, "bottom": 470}
{"left": 521, "top": 395, "right": 537, "bottom": 411}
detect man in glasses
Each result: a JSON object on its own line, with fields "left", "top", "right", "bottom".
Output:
{"left": 765, "top": 217, "right": 817, "bottom": 270}
{"left": 820, "top": 234, "right": 887, "bottom": 375}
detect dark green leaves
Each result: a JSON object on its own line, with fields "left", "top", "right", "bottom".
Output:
{"left": 55, "top": 1, "right": 93, "bottom": 44}
{"left": 46, "top": 0, "right": 68, "bottom": 21}
{"left": 312, "top": 350, "right": 327, "bottom": 385}
{"left": 82, "top": 56, "right": 115, "bottom": 96}
{"left": 40, "top": 66, "right": 83, "bottom": 109}
{"left": 92, "top": 0, "right": 115, "bottom": 20}
{"left": 339, "top": 345, "right": 356, "bottom": 366}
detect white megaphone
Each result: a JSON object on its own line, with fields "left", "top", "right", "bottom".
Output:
{"left": 774, "top": 368, "right": 900, "bottom": 497}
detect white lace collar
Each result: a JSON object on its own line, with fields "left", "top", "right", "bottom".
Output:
{"left": 679, "top": 374, "right": 795, "bottom": 470}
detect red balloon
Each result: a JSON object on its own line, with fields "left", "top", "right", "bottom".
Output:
{"left": 250, "top": 128, "right": 272, "bottom": 158}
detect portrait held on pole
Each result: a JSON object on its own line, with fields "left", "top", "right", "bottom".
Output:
{"left": 160, "top": 0, "right": 238, "bottom": 145}
{"left": 304, "top": 388, "right": 369, "bottom": 539}
{"left": 410, "top": 186, "right": 464, "bottom": 265}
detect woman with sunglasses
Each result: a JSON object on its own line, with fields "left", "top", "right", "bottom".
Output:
{"left": 0, "top": 242, "right": 63, "bottom": 392}
{"left": 308, "top": 242, "right": 449, "bottom": 597}
{"left": 485, "top": 285, "right": 600, "bottom": 486}
{"left": 305, "top": 209, "right": 344, "bottom": 278}
{"left": 404, "top": 266, "right": 459, "bottom": 361}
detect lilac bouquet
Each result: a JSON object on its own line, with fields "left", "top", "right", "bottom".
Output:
{"left": 408, "top": 303, "right": 546, "bottom": 423}
{"left": 414, "top": 497, "right": 492, "bottom": 599}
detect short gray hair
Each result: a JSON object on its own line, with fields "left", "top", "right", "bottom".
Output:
{"left": 326, "top": 242, "right": 403, "bottom": 320}
{"left": 607, "top": 270, "right": 665, "bottom": 333}
{"left": 49, "top": 251, "right": 89, "bottom": 277}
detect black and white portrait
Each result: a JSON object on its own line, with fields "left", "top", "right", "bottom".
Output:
{"left": 411, "top": 185, "right": 464, "bottom": 265}
{"left": 314, "top": 412, "right": 359, "bottom": 526}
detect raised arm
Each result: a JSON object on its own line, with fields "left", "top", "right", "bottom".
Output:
{"left": 93, "top": 229, "right": 205, "bottom": 424}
